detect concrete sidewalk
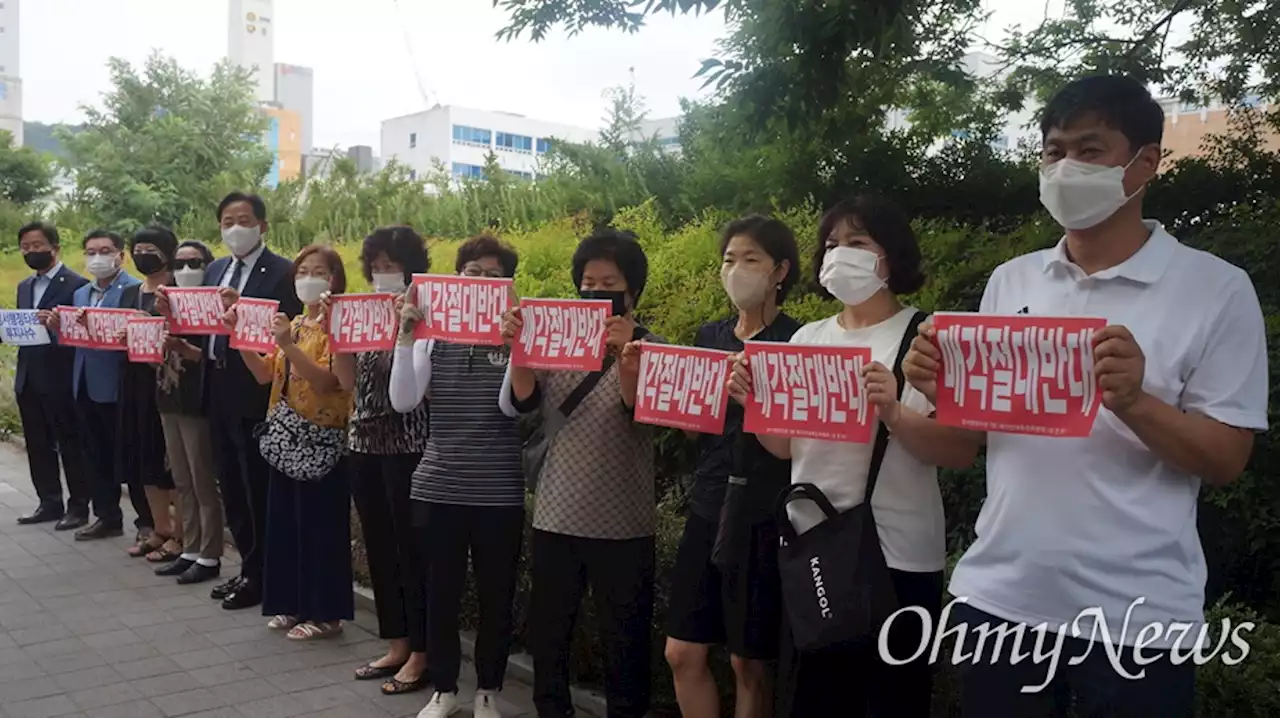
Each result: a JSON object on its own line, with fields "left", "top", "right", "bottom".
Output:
{"left": 0, "top": 442, "right": 537, "bottom": 718}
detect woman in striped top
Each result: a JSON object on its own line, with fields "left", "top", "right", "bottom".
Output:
{"left": 389, "top": 235, "right": 524, "bottom": 718}
{"left": 347, "top": 227, "right": 432, "bottom": 695}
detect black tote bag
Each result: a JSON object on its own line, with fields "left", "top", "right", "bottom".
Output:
{"left": 774, "top": 310, "right": 927, "bottom": 652}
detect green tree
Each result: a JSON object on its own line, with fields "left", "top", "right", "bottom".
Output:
{"left": 59, "top": 53, "right": 271, "bottom": 231}
{"left": 0, "top": 130, "right": 54, "bottom": 205}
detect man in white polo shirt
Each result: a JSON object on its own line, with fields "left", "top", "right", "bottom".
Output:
{"left": 903, "top": 75, "right": 1269, "bottom": 716}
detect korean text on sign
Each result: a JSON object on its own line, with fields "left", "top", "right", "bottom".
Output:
{"left": 635, "top": 344, "right": 732, "bottom": 434}
{"left": 0, "top": 310, "right": 50, "bottom": 347}
{"left": 511, "top": 298, "right": 611, "bottom": 371}
{"left": 84, "top": 308, "right": 136, "bottom": 352}
{"left": 55, "top": 307, "right": 94, "bottom": 348}
{"left": 933, "top": 312, "right": 1106, "bottom": 437}
{"left": 168, "top": 287, "right": 229, "bottom": 335}
{"left": 411, "top": 275, "right": 511, "bottom": 346}
{"left": 230, "top": 298, "right": 279, "bottom": 354}
{"left": 328, "top": 294, "right": 397, "bottom": 353}
{"left": 743, "top": 342, "right": 872, "bottom": 443}
{"left": 126, "top": 317, "right": 166, "bottom": 364}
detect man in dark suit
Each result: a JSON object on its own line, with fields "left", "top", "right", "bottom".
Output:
{"left": 175, "top": 192, "right": 301, "bottom": 611}
{"left": 14, "top": 222, "right": 91, "bottom": 529}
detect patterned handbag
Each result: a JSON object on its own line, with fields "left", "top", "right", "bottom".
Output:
{"left": 254, "top": 333, "right": 345, "bottom": 482}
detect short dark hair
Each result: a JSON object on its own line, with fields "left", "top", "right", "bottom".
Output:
{"left": 217, "top": 191, "right": 268, "bottom": 221}
{"left": 571, "top": 228, "right": 649, "bottom": 300}
{"left": 815, "top": 195, "right": 925, "bottom": 296}
{"left": 455, "top": 234, "right": 519, "bottom": 277}
{"left": 293, "top": 244, "right": 348, "bottom": 295}
{"left": 131, "top": 224, "right": 179, "bottom": 259}
{"left": 719, "top": 215, "right": 802, "bottom": 304}
{"left": 360, "top": 226, "right": 429, "bottom": 282}
{"left": 83, "top": 229, "right": 125, "bottom": 251}
{"left": 18, "top": 221, "right": 59, "bottom": 247}
{"left": 175, "top": 240, "right": 215, "bottom": 266}
{"left": 1040, "top": 75, "right": 1165, "bottom": 152}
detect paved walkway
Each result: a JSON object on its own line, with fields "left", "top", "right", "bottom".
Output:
{"left": 0, "top": 442, "right": 537, "bottom": 718}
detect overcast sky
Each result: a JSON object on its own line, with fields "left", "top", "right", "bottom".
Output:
{"left": 17, "top": 0, "right": 1066, "bottom": 150}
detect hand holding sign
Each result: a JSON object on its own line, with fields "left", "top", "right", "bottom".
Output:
{"left": 500, "top": 306, "right": 523, "bottom": 345}
{"left": 1092, "top": 325, "right": 1146, "bottom": 414}
{"left": 727, "top": 352, "right": 751, "bottom": 405}
{"left": 271, "top": 314, "right": 293, "bottom": 347}
{"left": 604, "top": 314, "right": 637, "bottom": 353}
{"left": 861, "top": 361, "right": 901, "bottom": 425}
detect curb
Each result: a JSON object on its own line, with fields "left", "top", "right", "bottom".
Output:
{"left": 352, "top": 584, "right": 610, "bottom": 717}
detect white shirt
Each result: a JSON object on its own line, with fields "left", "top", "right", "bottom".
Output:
{"left": 31, "top": 262, "right": 64, "bottom": 308}
{"left": 786, "top": 306, "right": 946, "bottom": 573}
{"left": 207, "top": 243, "right": 267, "bottom": 360}
{"left": 950, "top": 221, "right": 1270, "bottom": 649}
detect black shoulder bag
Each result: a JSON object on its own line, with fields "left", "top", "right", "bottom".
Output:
{"left": 774, "top": 310, "right": 927, "bottom": 652}
{"left": 521, "top": 355, "right": 616, "bottom": 492}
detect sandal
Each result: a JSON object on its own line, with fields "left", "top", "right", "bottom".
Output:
{"left": 354, "top": 661, "right": 405, "bottom": 681}
{"left": 146, "top": 539, "right": 183, "bottom": 563}
{"left": 127, "top": 533, "right": 168, "bottom": 558}
{"left": 381, "top": 674, "right": 428, "bottom": 695}
{"left": 267, "top": 615, "right": 298, "bottom": 630}
{"left": 286, "top": 621, "right": 343, "bottom": 641}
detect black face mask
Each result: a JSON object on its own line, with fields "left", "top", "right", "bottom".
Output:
{"left": 24, "top": 251, "right": 54, "bottom": 272}
{"left": 579, "top": 289, "right": 629, "bottom": 316}
{"left": 133, "top": 253, "right": 167, "bottom": 276}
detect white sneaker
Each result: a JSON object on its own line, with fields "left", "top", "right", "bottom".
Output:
{"left": 473, "top": 689, "right": 502, "bottom": 718}
{"left": 417, "top": 691, "right": 460, "bottom": 718}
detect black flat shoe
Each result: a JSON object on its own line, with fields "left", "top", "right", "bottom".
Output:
{"left": 74, "top": 519, "right": 124, "bottom": 541}
{"left": 177, "top": 562, "right": 221, "bottom": 585}
{"left": 155, "top": 558, "right": 195, "bottom": 577}
{"left": 211, "top": 576, "right": 243, "bottom": 600}
{"left": 17, "top": 506, "right": 63, "bottom": 525}
{"left": 354, "top": 662, "right": 405, "bottom": 681}
{"left": 54, "top": 513, "right": 89, "bottom": 531}
{"left": 221, "top": 583, "right": 261, "bottom": 611}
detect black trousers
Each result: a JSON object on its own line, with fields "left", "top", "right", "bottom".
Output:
{"left": 74, "top": 395, "right": 124, "bottom": 524}
{"left": 349, "top": 452, "right": 426, "bottom": 650}
{"left": 950, "top": 603, "right": 1195, "bottom": 718}
{"left": 209, "top": 414, "right": 269, "bottom": 583}
{"left": 780, "top": 568, "right": 944, "bottom": 718}
{"left": 416, "top": 502, "right": 524, "bottom": 693}
{"left": 17, "top": 389, "right": 89, "bottom": 514}
{"left": 531, "top": 530, "right": 655, "bottom": 718}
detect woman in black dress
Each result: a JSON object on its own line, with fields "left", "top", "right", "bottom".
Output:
{"left": 121, "top": 225, "right": 182, "bottom": 562}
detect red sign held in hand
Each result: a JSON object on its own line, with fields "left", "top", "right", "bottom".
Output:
{"left": 126, "top": 317, "right": 166, "bottom": 363}
{"left": 411, "top": 275, "right": 511, "bottom": 346}
{"left": 55, "top": 306, "right": 93, "bottom": 348}
{"left": 168, "top": 288, "right": 228, "bottom": 335}
{"left": 83, "top": 308, "right": 136, "bottom": 352}
{"left": 230, "top": 298, "right": 279, "bottom": 354}
{"left": 511, "top": 298, "right": 611, "bottom": 371}
{"left": 328, "top": 294, "right": 397, "bottom": 353}
{"left": 635, "top": 344, "right": 732, "bottom": 434}
{"left": 933, "top": 312, "right": 1106, "bottom": 437}
{"left": 744, "top": 342, "right": 873, "bottom": 443}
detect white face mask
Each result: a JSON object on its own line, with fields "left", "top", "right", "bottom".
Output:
{"left": 819, "top": 246, "right": 885, "bottom": 307}
{"left": 174, "top": 267, "right": 204, "bottom": 288}
{"left": 1039, "top": 154, "right": 1144, "bottom": 230}
{"left": 720, "top": 265, "right": 773, "bottom": 310}
{"left": 221, "top": 225, "right": 262, "bottom": 257}
{"left": 295, "top": 276, "right": 330, "bottom": 305}
{"left": 371, "top": 272, "right": 407, "bottom": 294}
{"left": 85, "top": 254, "right": 119, "bottom": 280}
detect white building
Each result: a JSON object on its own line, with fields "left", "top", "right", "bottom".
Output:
{"left": 0, "top": 0, "right": 22, "bottom": 146}
{"left": 381, "top": 105, "right": 599, "bottom": 184}
{"left": 228, "top": 0, "right": 275, "bottom": 104}
{"left": 631, "top": 116, "right": 681, "bottom": 153}
{"left": 274, "top": 63, "right": 313, "bottom": 155}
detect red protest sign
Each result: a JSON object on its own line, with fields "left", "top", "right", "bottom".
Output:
{"left": 83, "top": 308, "right": 136, "bottom": 352}
{"left": 167, "top": 287, "right": 228, "bottom": 335}
{"left": 635, "top": 344, "right": 733, "bottom": 434}
{"left": 229, "top": 298, "right": 279, "bottom": 354}
{"left": 328, "top": 293, "right": 397, "bottom": 353}
{"left": 55, "top": 306, "right": 94, "bottom": 348}
{"left": 411, "top": 275, "right": 511, "bottom": 346}
{"left": 743, "top": 342, "right": 873, "bottom": 443}
{"left": 126, "top": 317, "right": 166, "bottom": 363}
{"left": 511, "top": 298, "right": 611, "bottom": 371}
{"left": 933, "top": 312, "right": 1106, "bottom": 438}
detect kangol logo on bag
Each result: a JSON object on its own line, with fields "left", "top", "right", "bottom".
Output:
{"left": 810, "top": 556, "right": 833, "bottom": 619}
